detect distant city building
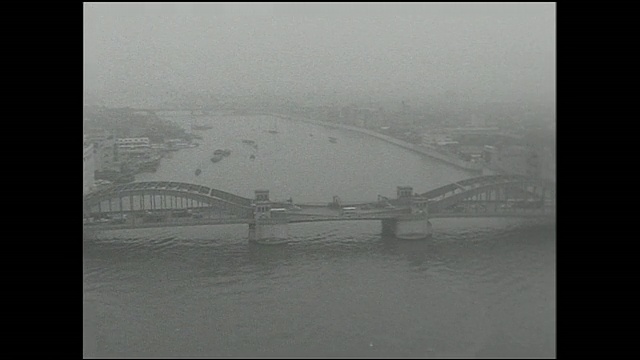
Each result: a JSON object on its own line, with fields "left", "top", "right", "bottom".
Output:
{"left": 487, "top": 129, "right": 555, "bottom": 182}
{"left": 84, "top": 128, "right": 116, "bottom": 171}
{"left": 83, "top": 141, "right": 95, "bottom": 195}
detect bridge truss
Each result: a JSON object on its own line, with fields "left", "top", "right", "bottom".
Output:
{"left": 83, "top": 181, "right": 254, "bottom": 219}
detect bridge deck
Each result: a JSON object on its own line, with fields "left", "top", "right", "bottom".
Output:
{"left": 83, "top": 209, "right": 554, "bottom": 231}
{"left": 84, "top": 174, "right": 555, "bottom": 232}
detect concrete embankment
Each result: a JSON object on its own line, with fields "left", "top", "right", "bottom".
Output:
{"left": 260, "top": 112, "right": 484, "bottom": 173}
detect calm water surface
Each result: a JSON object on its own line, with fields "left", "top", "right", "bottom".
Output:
{"left": 83, "top": 114, "right": 555, "bottom": 357}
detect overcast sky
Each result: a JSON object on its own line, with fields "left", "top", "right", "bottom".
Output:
{"left": 84, "top": 2, "right": 555, "bottom": 106}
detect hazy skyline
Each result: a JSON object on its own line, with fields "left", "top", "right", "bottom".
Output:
{"left": 84, "top": 2, "right": 555, "bottom": 107}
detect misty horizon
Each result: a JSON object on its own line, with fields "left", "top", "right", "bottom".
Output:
{"left": 83, "top": 2, "right": 555, "bottom": 108}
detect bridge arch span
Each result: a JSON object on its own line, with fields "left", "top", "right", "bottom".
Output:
{"left": 83, "top": 181, "right": 254, "bottom": 217}
{"left": 419, "top": 175, "right": 555, "bottom": 214}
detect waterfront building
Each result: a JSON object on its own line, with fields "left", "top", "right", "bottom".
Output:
{"left": 116, "top": 137, "right": 151, "bottom": 150}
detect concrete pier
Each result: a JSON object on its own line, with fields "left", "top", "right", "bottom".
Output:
{"left": 380, "top": 188, "right": 433, "bottom": 240}
{"left": 380, "top": 215, "right": 433, "bottom": 240}
{"left": 394, "top": 214, "right": 433, "bottom": 240}
{"left": 248, "top": 218, "right": 289, "bottom": 242}
{"left": 249, "top": 189, "right": 290, "bottom": 242}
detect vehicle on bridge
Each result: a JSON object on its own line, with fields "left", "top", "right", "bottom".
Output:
{"left": 269, "top": 208, "right": 288, "bottom": 219}
{"left": 109, "top": 214, "right": 127, "bottom": 224}
{"left": 340, "top": 207, "right": 358, "bottom": 217}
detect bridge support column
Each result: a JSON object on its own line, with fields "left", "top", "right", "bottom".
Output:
{"left": 393, "top": 215, "right": 432, "bottom": 240}
{"left": 381, "top": 217, "right": 432, "bottom": 240}
{"left": 385, "top": 194, "right": 432, "bottom": 240}
{"left": 381, "top": 218, "right": 398, "bottom": 236}
{"left": 249, "top": 189, "right": 290, "bottom": 243}
{"left": 248, "top": 220, "right": 289, "bottom": 242}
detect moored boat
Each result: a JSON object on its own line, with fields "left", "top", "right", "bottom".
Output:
{"left": 214, "top": 149, "right": 231, "bottom": 157}
{"left": 210, "top": 154, "right": 224, "bottom": 163}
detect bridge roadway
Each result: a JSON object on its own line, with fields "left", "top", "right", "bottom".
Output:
{"left": 83, "top": 207, "right": 554, "bottom": 231}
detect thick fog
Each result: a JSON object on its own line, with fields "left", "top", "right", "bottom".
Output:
{"left": 84, "top": 2, "right": 555, "bottom": 107}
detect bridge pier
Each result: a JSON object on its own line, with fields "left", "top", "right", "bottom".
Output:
{"left": 393, "top": 216, "right": 432, "bottom": 240}
{"left": 248, "top": 219, "right": 289, "bottom": 242}
{"left": 248, "top": 190, "right": 290, "bottom": 243}
{"left": 381, "top": 188, "right": 433, "bottom": 240}
{"left": 381, "top": 216, "right": 432, "bottom": 240}
{"left": 381, "top": 218, "right": 398, "bottom": 236}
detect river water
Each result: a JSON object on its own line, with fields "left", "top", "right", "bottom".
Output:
{"left": 83, "top": 113, "right": 555, "bottom": 357}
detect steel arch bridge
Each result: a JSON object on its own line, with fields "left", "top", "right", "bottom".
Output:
{"left": 83, "top": 175, "right": 556, "bottom": 232}
{"left": 420, "top": 175, "right": 555, "bottom": 216}
{"left": 83, "top": 181, "right": 254, "bottom": 219}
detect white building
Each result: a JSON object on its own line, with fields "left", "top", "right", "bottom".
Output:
{"left": 83, "top": 142, "right": 95, "bottom": 195}
{"left": 116, "top": 137, "right": 150, "bottom": 150}
{"left": 116, "top": 137, "right": 152, "bottom": 158}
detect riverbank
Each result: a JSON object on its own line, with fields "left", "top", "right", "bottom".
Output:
{"left": 257, "top": 112, "right": 485, "bottom": 173}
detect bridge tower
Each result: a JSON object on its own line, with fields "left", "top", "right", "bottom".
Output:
{"left": 248, "top": 190, "right": 289, "bottom": 242}
{"left": 396, "top": 186, "right": 413, "bottom": 206}
{"left": 382, "top": 186, "right": 432, "bottom": 240}
{"left": 329, "top": 195, "right": 342, "bottom": 209}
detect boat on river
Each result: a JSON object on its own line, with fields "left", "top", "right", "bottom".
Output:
{"left": 214, "top": 149, "right": 231, "bottom": 157}
{"left": 210, "top": 154, "right": 224, "bottom": 163}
